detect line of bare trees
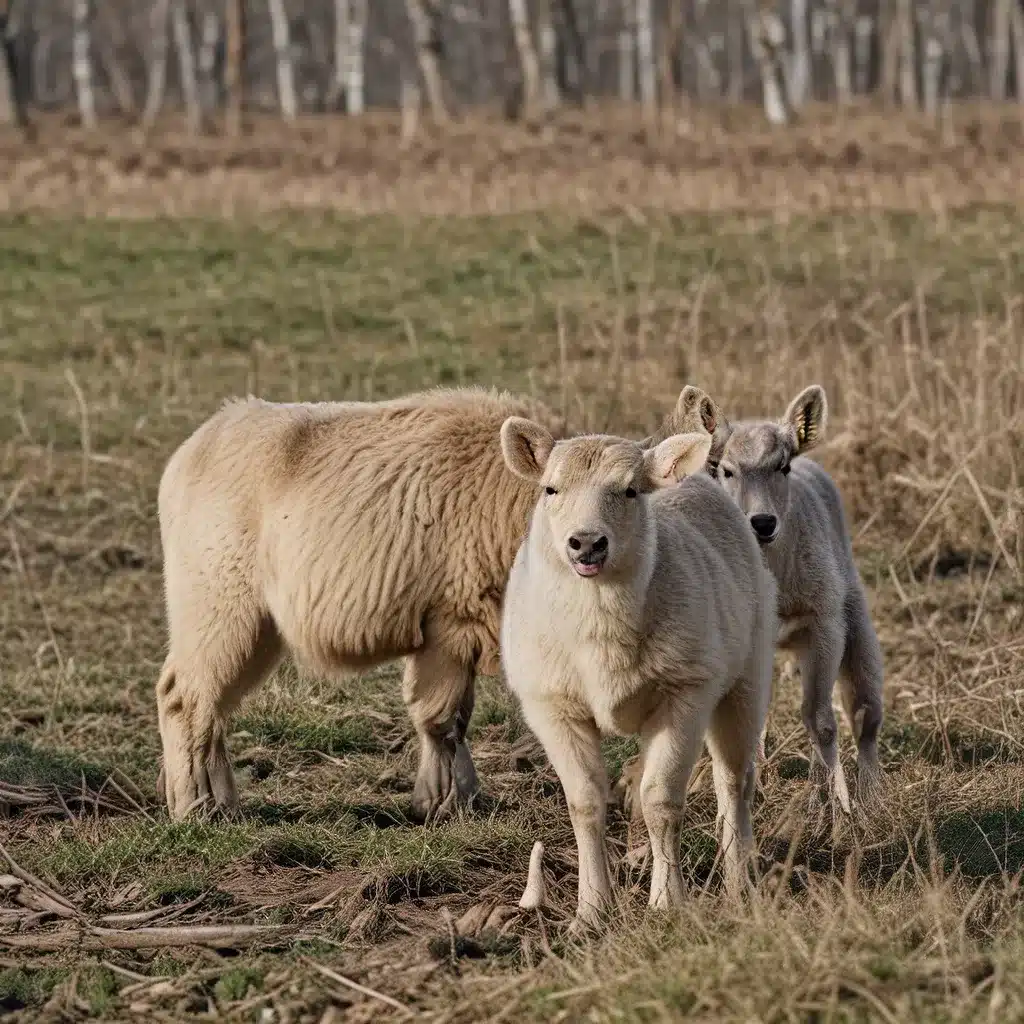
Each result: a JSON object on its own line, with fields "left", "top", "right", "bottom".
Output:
{"left": 1, "top": 1, "right": 1022, "bottom": 135}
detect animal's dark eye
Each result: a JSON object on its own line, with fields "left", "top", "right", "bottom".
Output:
{"left": 780, "top": 464, "right": 791, "bottom": 476}
{"left": 722, "top": 469, "right": 733, "bottom": 479}
{"left": 545, "top": 486, "right": 557, "bottom": 496}
{"left": 625, "top": 487, "right": 637, "bottom": 498}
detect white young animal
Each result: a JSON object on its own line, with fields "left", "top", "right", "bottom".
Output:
{"left": 714, "top": 385, "right": 884, "bottom": 809}
{"left": 499, "top": 419, "right": 777, "bottom": 929}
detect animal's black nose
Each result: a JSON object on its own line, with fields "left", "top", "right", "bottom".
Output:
{"left": 750, "top": 514, "right": 778, "bottom": 540}
{"left": 568, "top": 533, "right": 608, "bottom": 561}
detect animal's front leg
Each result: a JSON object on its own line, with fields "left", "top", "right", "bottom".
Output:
{"left": 638, "top": 697, "right": 710, "bottom": 911}
{"left": 522, "top": 702, "right": 611, "bottom": 930}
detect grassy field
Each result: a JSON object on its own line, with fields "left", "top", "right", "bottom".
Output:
{"left": 1, "top": 154, "right": 1024, "bottom": 1021}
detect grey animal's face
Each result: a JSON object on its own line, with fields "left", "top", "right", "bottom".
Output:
{"left": 716, "top": 385, "right": 828, "bottom": 548}
{"left": 500, "top": 418, "right": 711, "bottom": 579}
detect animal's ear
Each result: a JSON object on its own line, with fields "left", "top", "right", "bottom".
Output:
{"left": 643, "top": 432, "right": 713, "bottom": 489}
{"left": 783, "top": 385, "right": 827, "bottom": 454}
{"left": 673, "top": 385, "right": 721, "bottom": 436}
{"left": 500, "top": 417, "right": 554, "bottom": 482}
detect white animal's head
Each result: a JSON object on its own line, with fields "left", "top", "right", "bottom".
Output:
{"left": 500, "top": 418, "right": 712, "bottom": 579}
{"left": 716, "top": 385, "right": 828, "bottom": 547}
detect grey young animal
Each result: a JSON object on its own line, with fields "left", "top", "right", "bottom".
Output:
{"left": 715, "top": 385, "right": 884, "bottom": 809}
{"left": 499, "top": 420, "right": 777, "bottom": 929}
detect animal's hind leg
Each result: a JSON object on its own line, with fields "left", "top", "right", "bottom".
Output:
{"left": 838, "top": 595, "right": 884, "bottom": 805}
{"left": 158, "top": 609, "right": 282, "bottom": 821}
{"left": 403, "top": 643, "right": 477, "bottom": 821}
{"left": 705, "top": 686, "right": 762, "bottom": 900}
{"left": 798, "top": 623, "right": 850, "bottom": 816}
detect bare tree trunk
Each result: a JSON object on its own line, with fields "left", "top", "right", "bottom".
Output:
{"left": 788, "top": 0, "right": 811, "bottom": 107}
{"left": 93, "top": 0, "right": 136, "bottom": 115}
{"left": 727, "top": 0, "right": 746, "bottom": 102}
{"left": 1010, "top": 0, "right": 1024, "bottom": 103}
{"left": 405, "top": 0, "right": 447, "bottom": 121}
{"left": 634, "top": 0, "right": 656, "bottom": 118}
{"left": 990, "top": 0, "right": 1011, "bottom": 99}
{"left": 557, "top": 0, "right": 586, "bottom": 105}
{"left": 657, "top": 0, "right": 682, "bottom": 107}
{"left": 744, "top": 0, "right": 789, "bottom": 124}
{"left": 0, "top": 0, "right": 24, "bottom": 129}
{"left": 329, "top": 0, "right": 367, "bottom": 113}
{"left": 72, "top": 0, "right": 97, "bottom": 127}
{"left": 896, "top": 0, "right": 917, "bottom": 108}
{"left": 141, "top": 0, "right": 170, "bottom": 131}
{"left": 854, "top": 14, "right": 873, "bottom": 94}
{"left": 267, "top": 0, "right": 297, "bottom": 119}
{"left": 879, "top": 0, "right": 899, "bottom": 102}
{"left": 537, "top": 0, "right": 559, "bottom": 110}
{"left": 826, "top": 0, "right": 854, "bottom": 104}
{"left": 508, "top": 0, "right": 541, "bottom": 118}
{"left": 618, "top": 0, "right": 635, "bottom": 100}
{"left": 198, "top": 9, "right": 220, "bottom": 112}
{"left": 171, "top": 0, "right": 202, "bottom": 131}
{"left": 224, "top": 0, "right": 245, "bottom": 135}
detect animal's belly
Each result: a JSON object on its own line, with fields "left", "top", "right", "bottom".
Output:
{"left": 777, "top": 613, "right": 813, "bottom": 650}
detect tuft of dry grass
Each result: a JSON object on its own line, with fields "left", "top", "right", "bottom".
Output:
{"left": 0, "top": 189, "right": 1022, "bottom": 1021}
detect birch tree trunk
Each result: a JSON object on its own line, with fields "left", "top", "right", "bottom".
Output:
{"left": 141, "top": 0, "right": 170, "bottom": 130}
{"left": 0, "top": 0, "right": 21, "bottom": 127}
{"left": 508, "top": 0, "right": 541, "bottom": 119}
{"left": 854, "top": 14, "right": 873, "bottom": 94}
{"left": 329, "top": 0, "right": 367, "bottom": 114}
{"left": 224, "top": 0, "right": 245, "bottom": 135}
{"left": 557, "top": 0, "right": 585, "bottom": 105}
{"left": 618, "top": 0, "right": 635, "bottom": 101}
{"left": 537, "top": 0, "right": 559, "bottom": 111}
{"left": 989, "top": 0, "right": 1011, "bottom": 99}
{"left": 826, "top": 0, "right": 854, "bottom": 104}
{"left": 727, "top": 0, "right": 746, "bottom": 102}
{"left": 744, "top": 0, "right": 790, "bottom": 124}
{"left": 896, "top": 0, "right": 917, "bottom": 108}
{"left": 171, "top": 0, "right": 202, "bottom": 132}
{"left": 788, "top": 0, "right": 811, "bottom": 107}
{"left": 404, "top": 0, "right": 448, "bottom": 120}
{"left": 1010, "top": 0, "right": 1024, "bottom": 103}
{"left": 634, "top": 0, "right": 656, "bottom": 119}
{"left": 267, "top": 0, "right": 297, "bottom": 119}
{"left": 657, "top": 0, "right": 683, "bottom": 108}
{"left": 198, "top": 10, "right": 220, "bottom": 112}
{"left": 94, "top": 0, "right": 136, "bottom": 115}
{"left": 72, "top": 0, "right": 97, "bottom": 127}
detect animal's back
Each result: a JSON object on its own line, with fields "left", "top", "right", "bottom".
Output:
{"left": 160, "top": 387, "right": 560, "bottom": 675}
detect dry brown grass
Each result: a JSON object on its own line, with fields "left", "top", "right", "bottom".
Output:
{"left": 1, "top": 104, "right": 1024, "bottom": 217}
{"left": 0, "top": 128, "right": 1023, "bottom": 1020}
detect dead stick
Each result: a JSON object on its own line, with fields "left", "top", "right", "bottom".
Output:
{"left": 0, "top": 841, "right": 80, "bottom": 917}
{"left": 0, "top": 924, "right": 286, "bottom": 951}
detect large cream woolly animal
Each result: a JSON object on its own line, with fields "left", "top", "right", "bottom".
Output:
{"left": 712, "top": 385, "right": 884, "bottom": 809}
{"left": 499, "top": 418, "right": 777, "bottom": 929}
{"left": 154, "top": 385, "right": 716, "bottom": 822}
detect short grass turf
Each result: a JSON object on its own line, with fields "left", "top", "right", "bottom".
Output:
{"left": 1, "top": 208, "right": 1023, "bottom": 1021}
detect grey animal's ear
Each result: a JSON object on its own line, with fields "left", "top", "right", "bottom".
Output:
{"left": 500, "top": 417, "right": 555, "bottom": 483}
{"left": 673, "top": 385, "right": 721, "bottom": 436}
{"left": 643, "top": 432, "right": 713, "bottom": 490}
{"left": 783, "top": 385, "right": 827, "bottom": 454}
